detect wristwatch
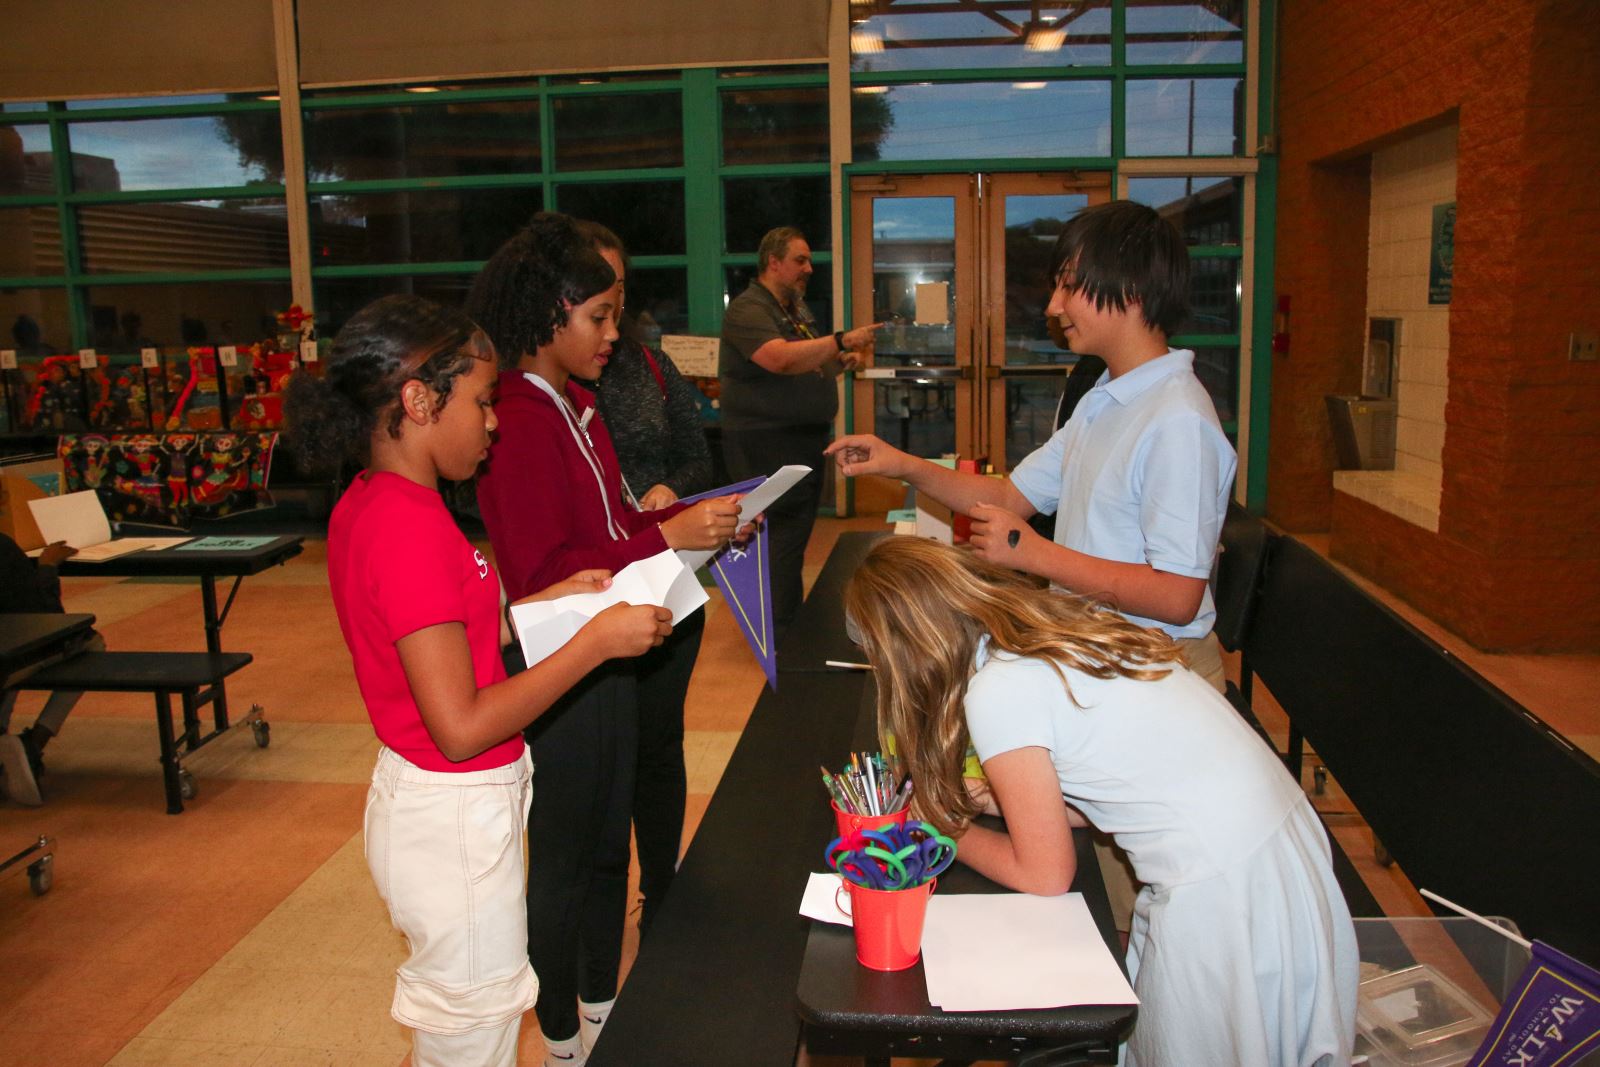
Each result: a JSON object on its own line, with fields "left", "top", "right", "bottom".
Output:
{"left": 833, "top": 329, "right": 847, "bottom": 353}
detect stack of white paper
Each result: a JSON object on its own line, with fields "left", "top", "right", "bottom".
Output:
{"left": 28, "top": 490, "right": 191, "bottom": 561}
{"left": 920, "top": 893, "right": 1139, "bottom": 1012}
{"left": 510, "top": 549, "right": 707, "bottom": 667}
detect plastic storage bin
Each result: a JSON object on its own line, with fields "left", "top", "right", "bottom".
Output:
{"left": 1353, "top": 916, "right": 1529, "bottom": 1067}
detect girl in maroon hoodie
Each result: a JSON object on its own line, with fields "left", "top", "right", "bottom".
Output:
{"left": 469, "top": 212, "right": 740, "bottom": 1067}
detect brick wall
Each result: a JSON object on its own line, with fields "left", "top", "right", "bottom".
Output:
{"left": 1273, "top": 0, "right": 1600, "bottom": 651}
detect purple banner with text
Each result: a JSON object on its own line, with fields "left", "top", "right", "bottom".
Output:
{"left": 1472, "top": 941, "right": 1600, "bottom": 1066}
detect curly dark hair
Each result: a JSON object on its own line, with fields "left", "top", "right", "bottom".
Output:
{"left": 282, "top": 294, "right": 492, "bottom": 478}
{"left": 467, "top": 211, "right": 616, "bottom": 370}
{"left": 1046, "top": 200, "right": 1191, "bottom": 339}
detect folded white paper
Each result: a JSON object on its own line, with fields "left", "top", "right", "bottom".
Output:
{"left": 510, "top": 549, "right": 707, "bottom": 667}
{"left": 799, "top": 872, "right": 852, "bottom": 927}
{"left": 921, "top": 893, "right": 1138, "bottom": 1012}
{"left": 676, "top": 464, "right": 811, "bottom": 571}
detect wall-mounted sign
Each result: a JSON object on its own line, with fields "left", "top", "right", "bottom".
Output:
{"left": 1429, "top": 202, "right": 1455, "bottom": 305}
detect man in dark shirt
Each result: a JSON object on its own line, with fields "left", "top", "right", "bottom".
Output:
{"left": 718, "top": 226, "right": 881, "bottom": 627}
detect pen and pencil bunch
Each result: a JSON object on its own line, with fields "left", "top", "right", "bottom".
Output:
{"left": 821, "top": 750, "right": 910, "bottom": 817}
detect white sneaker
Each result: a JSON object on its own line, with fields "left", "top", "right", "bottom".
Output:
{"left": 0, "top": 735, "right": 41, "bottom": 806}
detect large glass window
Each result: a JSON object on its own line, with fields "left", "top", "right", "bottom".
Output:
{"left": 302, "top": 102, "right": 539, "bottom": 182}
{"left": 1127, "top": 175, "right": 1242, "bottom": 245}
{"left": 313, "top": 275, "right": 477, "bottom": 338}
{"left": 67, "top": 115, "right": 283, "bottom": 191}
{"left": 0, "top": 206, "right": 64, "bottom": 275}
{"left": 721, "top": 87, "right": 830, "bottom": 165}
{"left": 77, "top": 200, "right": 291, "bottom": 273}
{"left": 723, "top": 176, "right": 831, "bottom": 254}
{"left": 82, "top": 281, "right": 294, "bottom": 350}
{"left": 0, "top": 124, "right": 55, "bottom": 195}
{"left": 848, "top": 0, "right": 1112, "bottom": 71}
{"left": 0, "top": 288, "right": 73, "bottom": 355}
{"left": 555, "top": 181, "right": 686, "bottom": 256}
{"left": 1125, "top": 0, "right": 1246, "bottom": 65}
{"left": 1186, "top": 256, "right": 1240, "bottom": 335}
{"left": 552, "top": 93, "right": 683, "bottom": 171}
{"left": 853, "top": 81, "right": 1111, "bottom": 161}
{"left": 309, "top": 187, "right": 541, "bottom": 266}
{"left": 623, "top": 267, "right": 690, "bottom": 346}
{"left": 1124, "top": 78, "right": 1242, "bottom": 156}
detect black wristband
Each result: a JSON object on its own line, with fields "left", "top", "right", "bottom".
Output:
{"left": 833, "top": 329, "right": 847, "bottom": 353}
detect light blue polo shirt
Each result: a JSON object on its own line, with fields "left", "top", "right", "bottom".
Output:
{"left": 1009, "top": 349, "right": 1236, "bottom": 639}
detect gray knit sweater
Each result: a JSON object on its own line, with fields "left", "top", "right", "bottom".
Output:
{"left": 591, "top": 337, "right": 714, "bottom": 500}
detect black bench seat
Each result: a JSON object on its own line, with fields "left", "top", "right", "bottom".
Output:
{"left": 22, "top": 651, "right": 258, "bottom": 814}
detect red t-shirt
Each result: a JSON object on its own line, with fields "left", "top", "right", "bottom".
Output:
{"left": 327, "top": 470, "right": 523, "bottom": 772}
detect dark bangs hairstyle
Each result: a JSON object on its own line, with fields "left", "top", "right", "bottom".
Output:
{"left": 1047, "top": 200, "right": 1190, "bottom": 339}
{"left": 466, "top": 211, "right": 616, "bottom": 369}
{"left": 282, "top": 294, "right": 493, "bottom": 477}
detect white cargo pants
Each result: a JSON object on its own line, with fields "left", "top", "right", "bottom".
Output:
{"left": 365, "top": 746, "right": 538, "bottom": 1067}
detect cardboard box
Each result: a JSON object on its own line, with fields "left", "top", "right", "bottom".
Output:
{"left": 0, "top": 474, "right": 48, "bottom": 551}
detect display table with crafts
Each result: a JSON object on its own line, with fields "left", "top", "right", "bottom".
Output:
{"left": 589, "top": 532, "right": 1131, "bottom": 1067}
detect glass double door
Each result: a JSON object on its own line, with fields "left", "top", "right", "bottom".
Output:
{"left": 849, "top": 171, "right": 1111, "bottom": 477}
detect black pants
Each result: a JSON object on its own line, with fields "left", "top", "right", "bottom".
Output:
{"left": 721, "top": 423, "right": 827, "bottom": 629}
{"left": 632, "top": 608, "right": 704, "bottom": 935}
{"left": 504, "top": 646, "right": 637, "bottom": 1043}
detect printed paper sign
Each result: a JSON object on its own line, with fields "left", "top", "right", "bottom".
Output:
{"left": 915, "top": 281, "right": 950, "bottom": 325}
{"left": 659, "top": 334, "right": 720, "bottom": 378}
{"left": 218, "top": 345, "right": 238, "bottom": 367}
{"left": 140, "top": 347, "right": 160, "bottom": 368}
{"left": 0, "top": 350, "right": 16, "bottom": 370}
{"left": 300, "top": 340, "right": 319, "bottom": 363}
{"left": 78, "top": 348, "right": 97, "bottom": 369}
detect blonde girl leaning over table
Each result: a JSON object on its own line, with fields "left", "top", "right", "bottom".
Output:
{"left": 843, "top": 537, "right": 1358, "bottom": 1067}
{"left": 283, "top": 294, "right": 671, "bottom": 1067}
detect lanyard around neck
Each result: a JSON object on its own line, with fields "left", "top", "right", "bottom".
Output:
{"left": 523, "top": 372, "right": 625, "bottom": 541}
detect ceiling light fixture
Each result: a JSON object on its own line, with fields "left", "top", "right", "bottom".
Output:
{"left": 1023, "top": 19, "right": 1067, "bottom": 51}
{"left": 850, "top": 27, "right": 885, "bottom": 54}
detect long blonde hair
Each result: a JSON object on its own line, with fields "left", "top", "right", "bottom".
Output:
{"left": 843, "top": 537, "right": 1184, "bottom": 837}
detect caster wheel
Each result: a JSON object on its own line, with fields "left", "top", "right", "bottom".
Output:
{"left": 1373, "top": 839, "right": 1393, "bottom": 867}
{"left": 178, "top": 769, "right": 198, "bottom": 801}
{"left": 28, "top": 856, "right": 53, "bottom": 896}
{"left": 252, "top": 719, "right": 271, "bottom": 748}
{"left": 1312, "top": 764, "right": 1328, "bottom": 796}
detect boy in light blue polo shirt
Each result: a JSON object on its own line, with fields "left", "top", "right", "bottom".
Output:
{"left": 829, "top": 200, "right": 1236, "bottom": 685}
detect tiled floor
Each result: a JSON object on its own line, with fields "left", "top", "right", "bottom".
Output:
{"left": 0, "top": 515, "right": 1593, "bottom": 1067}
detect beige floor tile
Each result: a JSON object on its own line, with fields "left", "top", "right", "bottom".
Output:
{"left": 108, "top": 1037, "right": 269, "bottom": 1066}
{"left": 683, "top": 729, "right": 741, "bottom": 795}
{"left": 211, "top": 899, "right": 396, "bottom": 977}
{"left": 268, "top": 973, "right": 412, "bottom": 1054}
{"left": 251, "top": 1047, "right": 406, "bottom": 1067}
{"left": 142, "top": 965, "right": 333, "bottom": 1046}
{"left": 55, "top": 580, "right": 195, "bottom": 629}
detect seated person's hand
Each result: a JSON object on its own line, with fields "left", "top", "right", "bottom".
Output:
{"left": 39, "top": 541, "right": 78, "bottom": 568}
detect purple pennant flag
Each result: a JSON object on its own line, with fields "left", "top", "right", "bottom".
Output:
{"left": 1470, "top": 941, "right": 1600, "bottom": 1066}
{"left": 677, "top": 475, "right": 778, "bottom": 689}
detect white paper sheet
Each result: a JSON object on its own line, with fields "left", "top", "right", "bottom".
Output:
{"left": 799, "top": 872, "right": 853, "bottom": 927}
{"left": 921, "top": 893, "right": 1138, "bottom": 1012}
{"left": 510, "top": 549, "right": 707, "bottom": 667}
{"left": 914, "top": 494, "right": 953, "bottom": 545}
{"left": 66, "top": 536, "right": 192, "bottom": 561}
{"left": 675, "top": 464, "right": 810, "bottom": 571}
{"left": 28, "top": 490, "right": 112, "bottom": 549}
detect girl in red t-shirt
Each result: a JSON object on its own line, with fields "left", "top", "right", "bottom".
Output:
{"left": 283, "top": 294, "right": 671, "bottom": 1067}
